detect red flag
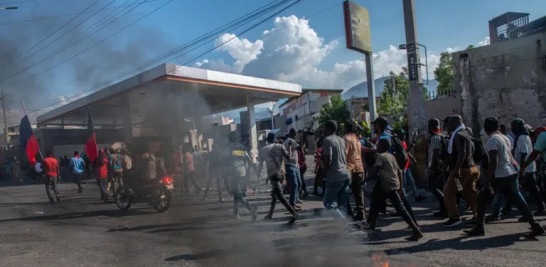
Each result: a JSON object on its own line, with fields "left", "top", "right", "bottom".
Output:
{"left": 19, "top": 101, "right": 40, "bottom": 165}
{"left": 85, "top": 110, "right": 98, "bottom": 163}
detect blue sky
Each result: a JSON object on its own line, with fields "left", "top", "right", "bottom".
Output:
{"left": 0, "top": 0, "right": 544, "bottom": 121}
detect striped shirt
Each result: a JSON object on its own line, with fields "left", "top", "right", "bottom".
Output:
{"left": 428, "top": 134, "right": 443, "bottom": 168}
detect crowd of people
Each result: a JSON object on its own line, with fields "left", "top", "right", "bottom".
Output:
{"left": 28, "top": 113, "right": 546, "bottom": 241}
{"left": 253, "top": 114, "right": 546, "bottom": 241}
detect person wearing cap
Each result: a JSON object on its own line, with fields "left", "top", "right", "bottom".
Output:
{"left": 427, "top": 118, "right": 448, "bottom": 217}
{"left": 361, "top": 117, "right": 391, "bottom": 155}
{"left": 258, "top": 133, "right": 298, "bottom": 223}
{"left": 511, "top": 119, "right": 546, "bottom": 216}
{"left": 322, "top": 120, "right": 351, "bottom": 220}
{"left": 465, "top": 117, "right": 544, "bottom": 236}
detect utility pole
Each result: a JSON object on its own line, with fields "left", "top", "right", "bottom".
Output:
{"left": 402, "top": 0, "right": 425, "bottom": 137}
{"left": 1, "top": 92, "right": 7, "bottom": 147}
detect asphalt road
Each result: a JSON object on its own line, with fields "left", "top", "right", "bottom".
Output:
{"left": 0, "top": 160, "right": 545, "bottom": 266}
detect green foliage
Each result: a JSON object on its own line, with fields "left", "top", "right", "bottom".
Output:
{"left": 377, "top": 72, "right": 430, "bottom": 130}
{"left": 357, "top": 120, "right": 371, "bottom": 138}
{"left": 377, "top": 72, "right": 409, "bottom": 129}
{"left": 316, "top": 95, "right": 350, "bottom": 136}
{"left": 433, "top": 52, "right": 454, "bottom": 96}
{"left": 466, "top": 44, "right": 475, "bottom": 50}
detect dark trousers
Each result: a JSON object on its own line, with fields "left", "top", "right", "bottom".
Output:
{"left": 313, "top": 167, "right": 324, "bottom": 194}
{"left": 73, "top": 173, "right": 83, "bottom": 190}
{"left": 368, "top": 181, "right": 420, "bottom": 232}
{"left": 184, "top": 171, "right": 201, "bottom": 193}
{"left": 350, "top": 172, "right": 366, "bottom": 221}
{"left": 111, "top": 170, "right": 123, "bottom": 194}
{"left": 520, "top": 172, "right": 546, "bottom": 211}
{"left": 476, "top": 175, "right": 539, "bottom": 228}
{"left": 400, "top": 188, "right": 417, "bottom": 223}
{"left": 97, "top": 178, "right": 107, "bottom": 199}
{"left": 268, "top": 174, "right": 297, "bottom": 218}
{"left": 204, "top": 169, "right": 223, "bottom": 200}
{"left": 300, "top": 166, "right": 308, "bottom": 194}
{"left": 232, "top": 175, "right": 252, "bottom": 215}
{"left": 45, "top": 176, "right": 59, "bottom": 201}
{"left": 428, "top": 169, "right": 446, "bottom": 212}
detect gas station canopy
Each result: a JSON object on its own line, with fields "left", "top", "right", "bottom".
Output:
{"left": 37, "top": 64, "right": 302, "bottom": 128}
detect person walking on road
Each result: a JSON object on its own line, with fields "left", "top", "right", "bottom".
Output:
{"left": 42, "top": 151, "right": 61, "bottom": 204}
{"left": 427, "top": 118, "right": 448, "bottom": 217}
{"left": 258, "top": 132, "right": 298, "bottom": 223}
{"left": 224, "top": 132, "right": 257, "bottom": 221}
{"left": 95, "top": 149, "right": 109, "bottom": 202}
{"left": 343, "top": 120, "right": 366, "bottom": 223}
{"left": 284, "top": 128, "right": 303, "bottom": 211}
{"left": 365, "top": 139, "right": 423, "bottom": 241}
{"left": 465, "top": 117, "right": 544, "bottom": 237}
{"left": 204, "top": 143, "right": 225, "bottom": 202}
{"left": 182, "top": 143, "right": 201, "bottom": 195}
{"left": 70, "top": 151, "right": 85, "bottom": 193}
{"left": 442, "top": 115, "right": 480, "bottom": 227}
{"left": 321, "top": 120, "right": 351, "bottom": 220}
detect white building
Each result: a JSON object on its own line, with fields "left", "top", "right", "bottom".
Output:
{"left": 278, "top": 88, "right": 343, "bottom": 132}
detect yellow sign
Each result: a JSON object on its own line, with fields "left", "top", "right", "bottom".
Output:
{"left": 344, "top": 1, "right": 372, "bottom": 54}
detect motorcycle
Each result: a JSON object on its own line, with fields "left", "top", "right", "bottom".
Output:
{"left": 114, "top": 176, "right": 174, "bottom": 213}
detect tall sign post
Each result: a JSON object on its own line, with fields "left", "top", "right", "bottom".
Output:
{"left": 402, "top": 0, "right": 426, "bottom": 137}
{"left": 343, "top": 0, "right": 376, "bottom": 138}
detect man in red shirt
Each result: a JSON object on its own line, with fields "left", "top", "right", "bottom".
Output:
{"left": 95, "top": 149, "right": 109, "bottom": 201}
{"left": 42, "top": 151, "right": 61, "bottom": 204}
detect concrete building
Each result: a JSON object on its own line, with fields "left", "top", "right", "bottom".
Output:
{"left": 452, "top": 13, "right": 546, "bottom": 133}
{"left": 344, "top": 97, "right": 382, "bottom": 125}
{"left": 36, "top": 64, "right": 301, "bottom": 161}
{"left": 278, "top": 88, "right": 343, "bottom": 132}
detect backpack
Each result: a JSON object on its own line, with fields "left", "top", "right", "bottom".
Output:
{"left": 391, "top": 136, "right": 409, "bottom": 169}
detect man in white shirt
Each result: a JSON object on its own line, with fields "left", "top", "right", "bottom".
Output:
{"left": 512, "top": 119, "right": 545, "bottom": 215}
{"left": 465, "top": 117, "right": 544, "bottom": 237}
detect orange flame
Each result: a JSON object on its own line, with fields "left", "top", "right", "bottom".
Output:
{"left": 372, "top": 253, "right": 389, "bottom": 267}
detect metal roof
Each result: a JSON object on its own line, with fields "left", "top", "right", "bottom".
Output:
{"left": 37, "top": 64, "right": 301, "bottom": 128}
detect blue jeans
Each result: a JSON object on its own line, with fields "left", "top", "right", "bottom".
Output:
{"left": 285, "top": 165, "right": 301, "bottom": 206}
{"left": 323, "top": 178, "right": 350, "bottom": 220}
{"left": 403, "top": 169, "right": 419, "bottom": 198}
{"left": 477, "top": 175, "right": 537, "bottom": 226}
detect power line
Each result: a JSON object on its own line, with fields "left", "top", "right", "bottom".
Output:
{"left": 180, "top": 0, "right": 302, "bottom": 67}
{"left": 22, "top": 0, "right": 291, "bottom": 108}
{"left": 0, "top": 0, "right": 102, "bottom": 75}
{"left": 27, "top": 0, "right": 301, "bottom": 115}
{"left": 0, "top": 0, "right": 161, "bottom": 26}
{"left": 0, "top": 0, "right": 156, "bottom": 86}
{"left": 25, "top": 0, "right": 177, "bottom": 113}
{"left": 0, "top": 0, "right": 120, "bottom": 81}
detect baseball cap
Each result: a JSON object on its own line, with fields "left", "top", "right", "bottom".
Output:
{"left": 371, "top": 117, "right": 389, "bottom": 128}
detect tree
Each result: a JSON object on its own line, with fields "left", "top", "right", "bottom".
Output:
{"left": 377, "top": 71, "right": 429, "bottom": 130}
{"left": 434, "top": 51, "right": 454, "bottom": 96}
{"left": 315, "top": 95, "right": 350, "bottom": 136}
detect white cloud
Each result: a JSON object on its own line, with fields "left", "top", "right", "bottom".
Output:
{"left": 477, "top": 36, "right": 490, "bottom": 46}
{"left": 197, "top": 15, "right": 443, "bottom": 90}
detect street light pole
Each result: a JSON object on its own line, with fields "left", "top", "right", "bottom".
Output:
{"left": 268, "top": 107, "right": 274, "bottom": 130}
{"left": 1, "top": 92, "right": 8, "bottom": 147}
{"left": 402, "top": 0, "right": 425, "bottom": 138}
